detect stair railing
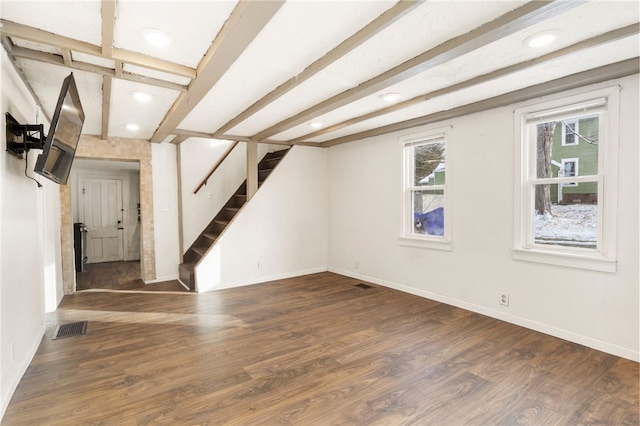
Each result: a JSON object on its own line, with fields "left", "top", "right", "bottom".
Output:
{"left": 193, "top": 141, "right": 240, "bottom": 194}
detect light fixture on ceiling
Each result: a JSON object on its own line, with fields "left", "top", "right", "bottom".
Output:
{"left": 132, "top": 91, "right": 153, "bottom": 103}
{"left": 126, "top": 123, "right": 140, "bottom": 132}
{"left": 524, "top": 30, "right": 559, "bottom": 48}
{"left": 309, "top": 121, "right": 323, "bottom": 130}
{"left": 379, "top": 92, "right": 402, "bottom": 103}
{"left": 141, "top": 28, "right": 172, "bottom": 47}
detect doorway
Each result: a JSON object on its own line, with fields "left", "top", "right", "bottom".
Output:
{"left": 71, "top": 159, "right": 141, "bottom": 290}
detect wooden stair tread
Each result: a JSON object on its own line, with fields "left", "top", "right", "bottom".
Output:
{"left": 203, "top": 233, "right": 219, "bottom": 240}
{"left": 193, "top": 247, "right": 208, "bottom": 256}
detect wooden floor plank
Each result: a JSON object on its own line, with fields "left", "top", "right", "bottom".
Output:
{"left": 3, "top": 271, "right": 638, "bottom": 425}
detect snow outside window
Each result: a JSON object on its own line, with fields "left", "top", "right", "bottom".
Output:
{"left": 399, "top": 126, "right": 451, "bottom": 250}
{"left": 513, "top": 87, "right": 619, "bottom": 272}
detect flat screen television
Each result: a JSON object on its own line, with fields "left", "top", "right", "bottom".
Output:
{"left": 34, "top": 73, "right": 85, "bottom": 185}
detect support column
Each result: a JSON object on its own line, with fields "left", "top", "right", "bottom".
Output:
{"left": 246, "top": 141, "right": 258, "bottom": 200}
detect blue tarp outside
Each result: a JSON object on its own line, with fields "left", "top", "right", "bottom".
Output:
{"left": 414, "top": 207, "right": 444, "bottom": 236}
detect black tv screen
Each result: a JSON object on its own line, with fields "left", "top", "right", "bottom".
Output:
{"left": 34, "top": 73, "right": 85, "bottom": 185}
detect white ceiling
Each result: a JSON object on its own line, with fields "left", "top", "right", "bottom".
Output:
{"left": 1, "top": 0, "right": 638, "bottom": 148}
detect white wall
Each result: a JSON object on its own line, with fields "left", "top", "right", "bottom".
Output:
{"left": 42, "top": 179, "right": 64, "bottom": 312}
{"left": 150, "top": 143, "right": 180, "bottom": 282}
{"left": 180, "top": 138, "right": 247, "bottom": 250}
{"left": 327, "top": 75, "right": 639, "bottom": 361}
{"left": 1, "top": 50, "right": 63, "bottom": 417}
{"left": 196, "top": 146, "right": 328, "bottom": 291}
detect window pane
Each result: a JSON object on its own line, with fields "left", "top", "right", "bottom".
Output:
{"left": 412, "top": 190, "right": 444, "bottom": 236}
{"left": 533, "top": 184, "right": 598, "bottom": 249}
{"left": 563, "top": 121, "right": 576, "bottom": 145}
{"left": 413, "top": 142, "right": 445, "bottom": 186}
{"left": 536, "top": 115, "right": 599, "bottom": 179}
{"left": 560, "top": 159, "right": 578, "bottom": 186}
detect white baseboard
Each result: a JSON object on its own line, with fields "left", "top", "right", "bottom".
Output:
{"left": 0, "top": 325, "right": 45, "bottom": 421}
{"left": 197, "top": 266, "right": 328, "bottom": 293}
{"left": 328, "top": 266, "right": 639, "bottom": 362}
{"left": 144, "top": 274, "right": 179, "bottom": 284}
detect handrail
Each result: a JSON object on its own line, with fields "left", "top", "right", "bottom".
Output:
{"left": 193, "top": 141, "right": 240, "bottom": 194}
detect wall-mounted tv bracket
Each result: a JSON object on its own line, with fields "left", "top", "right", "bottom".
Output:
{"left": 6, "top": 112, "right": 45, "bottom": 159}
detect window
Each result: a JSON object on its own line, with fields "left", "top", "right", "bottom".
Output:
{"left": 560, "top": 158, "right": 578, "bottom": 187}
{"left": 400, "top": 127, "right": 451, "bottom": 250}
{"left": 561, "top": 119, "right": 578, "bottom": 146}
{"left": 513, "top": 87, "right": 619, "bottom": 272}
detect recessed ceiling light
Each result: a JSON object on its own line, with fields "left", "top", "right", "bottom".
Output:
{"left": 126, "top": 123, "right": 140, "bottom": 132}
{"left": 309, "top": 122, "right": 323, "bottom": 130}
{"left": 141, "top": 28, "right": 172, "bottom": 47}
{"left": 132, "top": 91, "right": 153, "bottom": 103}
{"left": 380, "top": 92, "right": 402, "bottom": 102}
{"left": 524, "top": 30, "right": 559, "bottom": 48}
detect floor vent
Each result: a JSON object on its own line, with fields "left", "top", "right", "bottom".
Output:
{"left": 355, "top": 283, "right": 373, "bottom": 289}
{"left": 53, "top": 321, "right": 88, "bottom": 340}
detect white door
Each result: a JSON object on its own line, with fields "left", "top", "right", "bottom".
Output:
{"left": 81, "top": 177, "right": 124, "bottom": 263}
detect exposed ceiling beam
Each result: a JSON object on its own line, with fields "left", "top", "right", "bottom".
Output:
{"left": 170, "top": 135, "right": 187, "bottom": 145}
{"left": 214, "top": 0, "right": 424, "bottom": 136}
{"left": 0, "top": 19, "right": 196, "bottom": 78}
{"left": 111, "top": 48, "right": 195, "bottom": 78}
{"left": 101, "top": 0, "right": 116, "bottom": 57}
{"left": 0, "top": 36, "right": 50, "bottom": 123}
{"left": 101, "top": 76, "right": 112, "bottom": 140}
{"left": 252, "top": 0, "right": 584, "bottom": 141}
{"left": 172, "top": 128, "right": 320, "bottom": 147}
{"left": 100, "top": 0, "right": 116, "bottom": 139}
{"left": 114, "top": 60, "right": 123, "bottom": 78}
{"left": 150, "top": 0, "right": 286, "bottom": 143}
{"left": 9, "top": 45, "right": 187, "bottom": 92}
{"left": 289, "top": 23, "right": 639, "bottom": 144}
{"left": 62, "top": 48, "right": 72, "bottom": 67}
{"left": 1, "top": 19, "right": 101, "bottom": 54}
{"left": 319, "top": 58, "right": 640, "bottom": 147}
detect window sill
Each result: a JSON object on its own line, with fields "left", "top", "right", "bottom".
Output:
{"left": 513, "top": 248, "right": 616, "bottom": 273}
{"left": 399, "top": 236, "right": 452, "bottom": 251}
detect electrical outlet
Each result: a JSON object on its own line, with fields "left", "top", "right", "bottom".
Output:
{"left": 499, "top": 292, "right": 509, "bottom": 306}
{"left": 257, "top": 262, "right": 263, "bottom": 271}
{"left": 354, "top": 260, "right": 359, "bottom": 269}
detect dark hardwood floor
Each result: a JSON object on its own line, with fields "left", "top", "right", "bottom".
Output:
{"left": 3, "top": 272, "right": 638, "bottom": 425}
{"left": 76, "top": 260, "right": 189, "bottom": 292}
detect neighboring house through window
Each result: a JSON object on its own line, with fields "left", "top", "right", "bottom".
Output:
{"left": 513, "top": 87, "right": 619, "bottom": 272}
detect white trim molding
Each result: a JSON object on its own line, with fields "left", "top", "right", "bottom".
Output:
{"left": 513, "top": 86, "right": 620, "bottom": 273}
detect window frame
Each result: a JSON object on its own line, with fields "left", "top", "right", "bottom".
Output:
{"left": 513, "top": 86, "right": 619, "bottom": 273}
{"left": 399, "top": 126, "right": 452, "bottom": 251}
{"left": 560, "top": 157, "right": 579, "bottom": 186}
{"left": 561, "top": 118, "right": 579, "bottom": 146}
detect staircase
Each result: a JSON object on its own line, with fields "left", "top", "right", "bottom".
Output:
{"left": 179, "top": 149, "right": 289, "bottom": 291}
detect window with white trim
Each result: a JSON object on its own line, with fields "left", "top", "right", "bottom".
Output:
{"left": 400, "top": 127, "right": 451, "bottom": 250}
{"left": 560, "top": 158, "right": 578, "bottom": 187}
{"left": 513, "top": 87, "right": 619, "bottom": 272}
{"left": 561, "top": 118, "right": 578, "bottom": 146}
